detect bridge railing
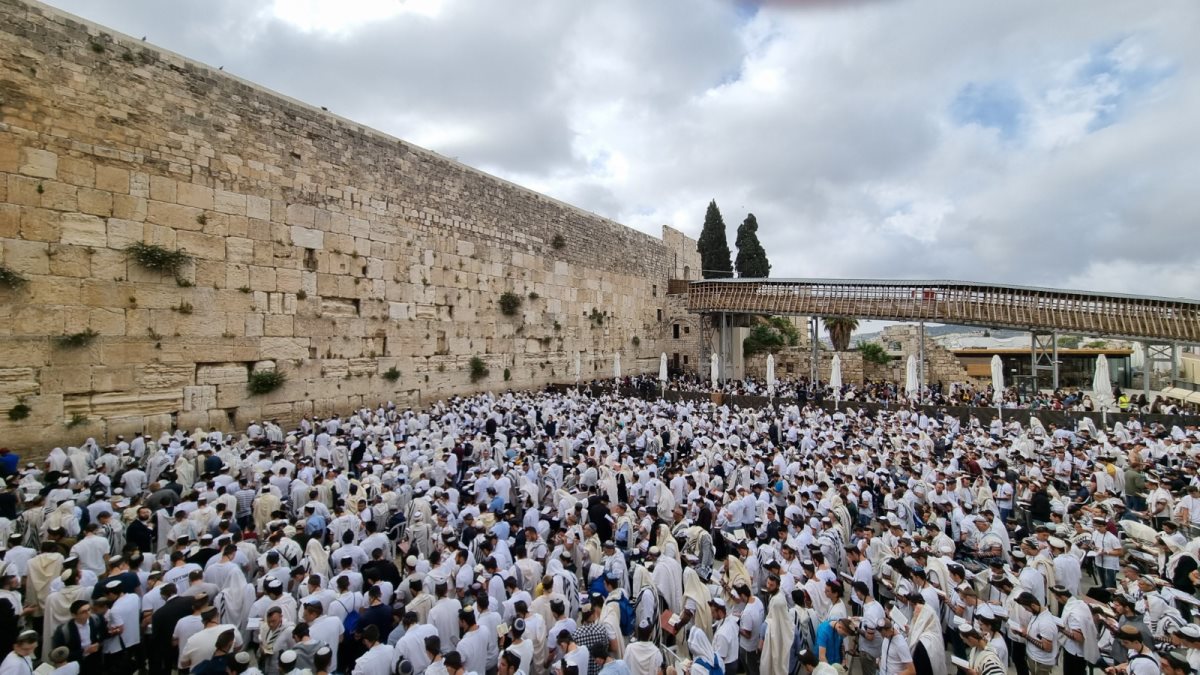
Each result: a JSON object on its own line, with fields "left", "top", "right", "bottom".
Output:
{"left": 685, "top": 279, "right": 1200, "bottom": 342}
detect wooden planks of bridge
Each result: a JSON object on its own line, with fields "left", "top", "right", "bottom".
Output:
{"left": 684, "top": 278, "right": 1200, "bottom": 343}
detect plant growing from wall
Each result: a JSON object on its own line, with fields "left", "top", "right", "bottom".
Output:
{"left": 503, "top": 368, "right": 511, "bottom": 381}
{"left": 383, "top": 367, "right": 401, "bottom": 382}
{"left": 247, "top": 370, "right": 286, "bottom": 395}
{"left": 66, "top": 413, "right": 89, "bottom": 429}
{"left": 469, "top": 356, "right": 489, "bottom": 383}
{"left": 498, "top": 292, "right": 522, "bottom": 316}
{"left": 0, "top": 264, "right": 28, "bottom": 289}
{"left": 126, "top": 242, "right": 192, "bottom": 277}
{"left": 528, "top": 291, "right": 539, "bottom": 301}
{"left": 632, "top": 336, "right": 640, "bottom": 347}
{"left": 858, "top": 341, "right": 891, "bottom": 365}
{"left": 55, "top": 329, "right": 99, "bottom": 349}
{"left": 551, "top": 234, "right": 566, "bottom": 250}
{"left": 7, "top": 399, "right": 31, "bottom": 422}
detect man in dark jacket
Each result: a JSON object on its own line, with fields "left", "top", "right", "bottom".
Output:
{"left": 51, "top": 599, "right": 108, "bottom": 675}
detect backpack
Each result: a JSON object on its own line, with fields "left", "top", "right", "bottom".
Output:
{"left": 615, "top": 595, "right": 635, "bottom": 637}
{"left": 338, "top": 598, "right": 360, "bottom": 634}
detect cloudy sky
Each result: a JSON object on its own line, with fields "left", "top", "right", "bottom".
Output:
{"left": 45, "top": 0, "right": 1200, "bottom": 299}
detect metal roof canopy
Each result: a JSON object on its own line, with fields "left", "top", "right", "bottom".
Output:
{"left": 685, "top": 278, "right": 1200, "bottom": 343}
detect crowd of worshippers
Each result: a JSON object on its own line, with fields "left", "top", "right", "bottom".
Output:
{"left": 657, "top": 374, "right": 1198, "bottom": 416}
{"left": 2, "top": 389, "right": 1200, "bottom": 675}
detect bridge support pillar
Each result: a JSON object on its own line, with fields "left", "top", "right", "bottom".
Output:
{"left": 1031, "top": 330, "right": 1058, "bottom": 391}
{"left": 1142, "top": 342, "right": 1176, "bottom": 399}
{"left": 810, "top": 317, "right": 820, "bottom": 386}
{"left": 918, "top": 321, "right": 926, "bottom": 403}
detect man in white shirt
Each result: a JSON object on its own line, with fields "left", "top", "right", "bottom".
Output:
{"left": 1014, "top": 593, "right": 1058, "bottom": 675}
{"left": 303, "top": 599, "right": 344, "bottom": 667}
{"left": 352, "top": 625, "right": 394, "bottom": 675}
{"left": 393, "top": 613, "right": 436, "bottom": 674}
{"left": 70, "top": 526, "right": 110, "bottom": 576}
{"left": 710, "top": 598, "right": 739, "bottom": 675}
{"left": 736, "top": 584, "right": 764, "bottom": 674}
{"left": 878, "top": 619, "right": 914, "bottom": 675}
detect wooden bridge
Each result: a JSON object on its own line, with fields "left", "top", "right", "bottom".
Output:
{"left": 685, "top": 278, "right": 1200, "bottom": 343}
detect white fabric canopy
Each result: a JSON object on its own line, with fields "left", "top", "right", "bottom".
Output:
{"left": 766, "top": 354, "right": 776, "bottom": 397}
{"left": 659, "top": 352, "right": 668, "bottom": 382}
{"left": 575, "top": 352, "right": 581, "bottom": 382}
{"left": 904, "top": 355, "right": 919, "bottom": 398}
{"left": 710, "top": 352, "right": 719, "bottom": 389}
{"left": 990, "top": 354, "right": 1005, "bottom": 406}
{"left": 830, "top": 354, "right": 843, "bottom": 400}
{"left": 1093, "top": 355, "right": 1115, "bottom": 411}
{"left": 613, "top": 352, "right": 621, "bottom": 379}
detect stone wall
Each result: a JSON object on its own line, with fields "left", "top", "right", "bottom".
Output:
{"left": 863, "top": 325, "right": 977, "bottom": 386}
{"left": 745, "top": 349, "right": 865, "bottom": 384}
{"left": 0, "top": 0, "right": 698, "bottom": 450}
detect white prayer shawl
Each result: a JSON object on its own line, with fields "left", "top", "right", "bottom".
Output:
{"left": 42, "top": 584, "right": 87, "bottom": 660}
{"left": 25, "top": 552, "right": 63, "bottom": 607}
{"left": 686, "top": 626, "right": 718, "bottom": 674}
{"left": 652, "top": 555, "right": 684, "bottom": 614}
{"left": 1062, "top": 598, "right": 1100, "bottom": 663}
{"left": 625, "top": 642, "right": 663, "bottom": 675}
{"left": 304, "top": 539, "right": 331, "bottom": 578}
{"left": 676, "top": 568, "right": 713, "bottom": 661}
{"left": 600, "top": 590, "right": 626, "bottom": 659}
{"left": 762, "top": 592, "right": 794, "bottom": 675}
{"left": 217, "top": 566, "right": 253, "bottom": 638}
{"left": 908, "top": 604, "right": 947, "bottom": 675}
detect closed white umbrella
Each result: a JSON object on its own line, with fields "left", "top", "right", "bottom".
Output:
{"left": 1094, "top": 354, "right": 1115, "bottom": 427}
{"left": 575, "top": 352, "right": 581, "bottom": 383}
{"left": 613, "top": 352, "right": 621, "bottom": 379}
{"left": 711, "top": 352, "right": 719, "bottom": 390}
{"left": 990, "top": 355, "right": 1005, "bottom": 405}
{"left": 991, "top": 354, "right": 1005, "bottom": 424}
{"left": 831, "top": 354, "right": 843, "bottom": 408}
{"left": 659, "top": 352, "right": 668, "bottom": 382}
{"left": 766, "top": 354, "right": 776, "bottom": 397}
{"left": 904, "top": 355, "right": 918, "bottom": 399}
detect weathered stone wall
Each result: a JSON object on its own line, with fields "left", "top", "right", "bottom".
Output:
{"left": 863, "top": 325, "right": 977, "bottom": 386}
{"left": 745, "top": 349, "right": 865, "bottom": 384}
{"left": 0, "top": 0, "right": 698, "bottom": 451}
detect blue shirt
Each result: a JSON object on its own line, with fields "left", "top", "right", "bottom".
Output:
{"left": 305, "top": 514, "right": 327, "bottom": 535}
{"left": 815, "top": 620, "right": 843, "bottom": 664}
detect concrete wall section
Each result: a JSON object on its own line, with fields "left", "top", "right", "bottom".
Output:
{"left": 0, "top": 0, "right": 700, "bottom": 449}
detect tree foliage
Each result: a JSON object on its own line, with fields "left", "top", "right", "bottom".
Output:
{"left": 858, "top": 341, "right": 891, "bottom": 365}
{"left": 823, "top": 316, "right": 859, "bottom": 351}
{"left": 743, "top": 317, "right": 800, "bottom": 357}
{"left": 1057, "top": 335, "right": 1082, "bottom": 349}
{"left": 734, "top": 213, "right": 770, "bottom": 278}
{"left": 698, "top": 200, "right": 733, "bottom": 279}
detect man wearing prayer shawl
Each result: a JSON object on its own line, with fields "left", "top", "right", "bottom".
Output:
{"left": 1051, "top": 586, "right": 1099, "bottom": 675}
{"left": 906, "top": 594, "right": 946, "bottom": 675}
{"left": 761, "top": 576, "right": 794, "bottom": 675}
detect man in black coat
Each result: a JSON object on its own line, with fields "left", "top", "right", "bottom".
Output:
{"left": 51, "top": 599, "right": 108, "bottom": 675}
{"left": 150, "top": 585, "right": 198, "bottom": 675}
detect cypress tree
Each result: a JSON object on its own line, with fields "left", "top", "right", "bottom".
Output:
{"left": 698, "top": 200, "right": 733, "bottom": 279}
{"left": 734, "top": 213, "right": 770, "bottom": 278}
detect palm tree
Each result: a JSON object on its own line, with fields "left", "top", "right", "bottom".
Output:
{"left": 822, "top": 316, "right": 858, "bottom": 351}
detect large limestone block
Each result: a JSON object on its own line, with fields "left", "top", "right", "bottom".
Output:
{"left": 291, "top": 226, "right": 324, "bottom": 250}
{"left": 214, "top": 190, "right": 247, "bottom": 215}
{"left": 91, "top": 366, "right": 135, "bottom": 392}
{"left": 19, "top": 148, "right": 57, "bottom": 179}
{"left": 38, "top": 365, "right": 92, "bottom": 394}
{"left": 177, "top": 230, "right": 227, "bottom": 261}
{"left": 260, "top": 337, "right": 309, "bottom": 360}
{"left": 183, "top": 385, "right": 217, "bottom": 412}
{"left": 176, "top": 182, "right": 214, "bottom": 210}
{"left": 96, "top": 166, "right": 130, "bottom": 194}
{"left": 196, "top": 363, "right": 248, "bottom": 386}
{"left": 0, "top": 367, "right": 39, "bottom": 398}
{"left": 137, "top": 363, "right": 195, "bottom": 390}
{"left": 59, "top": 213, "right": 107, "bottom": 247}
